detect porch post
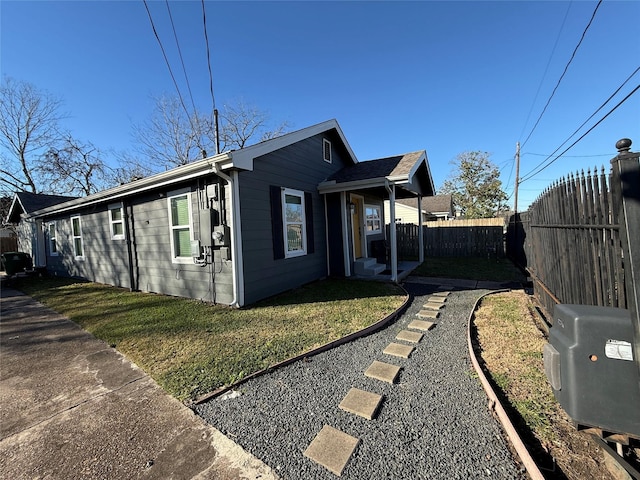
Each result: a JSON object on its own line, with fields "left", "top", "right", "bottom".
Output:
{"left": 417, "top": 195, "right": 424, "bottom": 264}
{"left": 389, "top": 184, "right": 398, "bottom": 282}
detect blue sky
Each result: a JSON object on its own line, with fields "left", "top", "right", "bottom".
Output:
{"left": 1, "top": 0, "right": 638, "bottom": 210}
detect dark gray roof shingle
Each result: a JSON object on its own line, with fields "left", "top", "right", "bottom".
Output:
{"left": 326, "top": 151, "right": 424, "bottom": 183}
{"left": 17, "top": 192, "right": 77, "bottom": 213}
{"left": 397, "top": 194, "right": 453, "bottom": 214}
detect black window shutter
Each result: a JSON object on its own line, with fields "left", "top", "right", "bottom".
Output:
{"left": 270, "top": 186, "right": 285, "bottom": 260}
{"left": 305, "top": 192, "right": 314, "bottom": 254}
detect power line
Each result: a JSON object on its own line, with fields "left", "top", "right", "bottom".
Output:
{"left": 201, "top": 0, "right": 216, "bottom": 113}
{"left": 520, "top": 65, "right": 640, "bottom": 181}
{"left": 518, "top": 1, "right": 573, "bottom": 141}
{"left": 165, "top": 0, "right": 197, "bottom": 115}
{"left": 520, "top": 0, "right": 603, "bottom": 149}
{"left": 523, "top": 152, "right": 612, "bottom": 158}
{"left": 519, "top": 83, "right": 640, "bottom": 183}
{"left": 142, "top": 0, "right": 198, "bottom": 142}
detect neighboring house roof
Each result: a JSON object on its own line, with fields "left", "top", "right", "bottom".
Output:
{"left": 318, "top": 151, "right": 435, "bottom": 198}
{"left": 396, "top": 194, "right": 454, "bottom": 216}
{"left": 6, "top": 192, "right": 77, "bottom": 223}
{"left": 422, "top": 194, "right": 454, "bottom": 215}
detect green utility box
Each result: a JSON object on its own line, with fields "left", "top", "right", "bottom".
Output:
{"left": 1, "top": 252, "right": 33, "bottom": 275}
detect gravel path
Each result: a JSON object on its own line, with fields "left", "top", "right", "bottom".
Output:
{"left": 195, "top": 282, "right": 526, "bottom": 479}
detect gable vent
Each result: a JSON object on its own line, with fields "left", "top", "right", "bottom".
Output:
{"left": 323, "top": 138, "right": 332, "bottom": 163}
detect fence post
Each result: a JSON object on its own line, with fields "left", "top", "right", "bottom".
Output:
{"left": 611, "top": 138, "right": 640, "bottom": 384}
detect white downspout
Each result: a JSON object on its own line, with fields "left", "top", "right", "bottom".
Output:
{"left": 324, "top": 195, "right": 331, "bottom": 277}
{"left": 340, "top": 191, "right": 351, "bottom": 276}
{"left": 212, "top": 164, "right": 243, "bottom": 307}
{"left": 417, "top": 194, "right": 424, "bottom": 264}
{"left": 385, "top": 181, "right": 398, "bottom": 282}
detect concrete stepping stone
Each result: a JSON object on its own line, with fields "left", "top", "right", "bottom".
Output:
{"left": 383, "top": 342, "right": 414, "bottom": 359}
{"left": 423, "top": 302, "right": 445, "bottom": 310}
{"left": 304, "top": 425, "right": 360, "bottom": 476}
{"left": 364, "top": 360, "right": 401, "bottom": 383}
{"left": 431, "top": 291, "right": 450, "bottom": 297}
{"left": 396, "top": 330, "right": 423, "bottom": 343}
{"left": 408, "top": 319, "right": 436, "bottom": 331}
{"left": 427, "top": 296, "right": 447, "bottom": 303}
{"left": 338, "top": 388, "right": 384, "bottom": 420}
{"left": 416, "top": 309, "right": 439, "bottom": 319}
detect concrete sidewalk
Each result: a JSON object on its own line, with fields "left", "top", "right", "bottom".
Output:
{"left": 0, "top": 287, "right": 278, "bottom": 480}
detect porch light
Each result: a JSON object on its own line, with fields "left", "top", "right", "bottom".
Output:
{"left": 348, "top": 201, "right": 355, "bottom": 214}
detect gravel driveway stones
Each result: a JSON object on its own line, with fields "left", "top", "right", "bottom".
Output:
{"left": 195, "top": 283, "right": 525, "bottom": 479}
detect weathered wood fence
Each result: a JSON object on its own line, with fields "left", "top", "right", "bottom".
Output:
{"left": 507, "top": 140, "right": 639, "bottom": 325}
{"left": 0, "top": 235, "right": 18, "bottom": 254}
{"left": 389, "top": 218, "right": 505, "bottom": 259}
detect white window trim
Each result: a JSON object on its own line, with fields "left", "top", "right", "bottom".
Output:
{"left": 282, "top": 187, "right": 307, "bottom": 258}
{"left": 365, "top": 204, "right": 382, "bottom": 235}
{"left": 48, "top": 222, "right": 58, "bottom": 256}
{"left": 71, "top": 215, "right": 85, "bottom": 260}
{"left": 323, "top": 138, "right": 332, "bottom": 163}
{"left": 167, "top": 188, "right": 194, "bottom": 264}
{"left": 109, "top": 203, "right": 125, "bottom": 240}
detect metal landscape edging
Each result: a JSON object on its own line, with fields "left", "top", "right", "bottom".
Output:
{"left": 466, "top": 289, "right": 545, "bottom": 480}
{"left": 190, "top": 286, "right": 411, "bottom": 406}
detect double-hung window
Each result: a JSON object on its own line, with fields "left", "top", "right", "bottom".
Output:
{"left": 282, "top": 188, "right": 306, "bottom": 258}
{"left": 71, "top": 216, "right": 84, "bottom": 259}
{"left": 48, "top": 222, "right": 58, "bottom": 256}
{"left": 109, "top": 203, "right": 125, "bottom": 240}
{"left": 365, "top": 204, "right": 382, "bottom": 234}
{"left": 167, "top": 189, "right": 193, "bottom": 263}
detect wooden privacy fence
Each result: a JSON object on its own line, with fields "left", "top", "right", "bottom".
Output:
{"left": 0, "top": 235, "right": 18, "bottom": 254}
{"left": 510, "top": 168, "right": 625, "bottom": 316}
{"left": 390, "top": 218, "right": 505, "bottom": 259}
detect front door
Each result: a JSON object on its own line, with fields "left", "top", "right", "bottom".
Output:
{"left": 351, "top": 195, "right": 364, "bottom": 258}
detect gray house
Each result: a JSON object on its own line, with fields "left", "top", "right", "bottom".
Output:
{"left": 7, "top": 120, "right": 434, "bottom": 307}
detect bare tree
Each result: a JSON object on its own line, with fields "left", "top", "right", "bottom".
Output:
{"left": 107, "top": 150, "right": 155, "bottom": 186}
{"left": 133, "top": 95, "right": 290, "bottom": 172}
{"left": 216, "top": 98, "right": 290, "bottom": 151}
{"left": 133, "top": 94, "right": 211, "bottom": 170}
{"left": 40, "top": 135, "right": 108, "bottom": 196}
{"left": 0, "top": 77, "right": 65, "bottom": 194}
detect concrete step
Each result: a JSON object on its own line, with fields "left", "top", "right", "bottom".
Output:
{"left": 353, "top": 257, "right": 386, "bottom": 276}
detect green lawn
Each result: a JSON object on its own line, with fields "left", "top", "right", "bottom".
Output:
{"left": 13, "top": 256, "right": 523, "bottom": 401}
{"left": 16, "top": 276, "right": 406, "bottom": 401}
{"left": 411, "top": 256, "right": 526, "bottom": 283}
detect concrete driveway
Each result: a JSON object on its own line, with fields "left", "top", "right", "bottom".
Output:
{"left": 0, "top": 286, "right": 278, "bottom": 479}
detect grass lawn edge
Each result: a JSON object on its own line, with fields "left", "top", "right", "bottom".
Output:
{"left": 191, "top": 285, "right": 411, "bottom": 406}
{"left": 466, "top": 289, "right": 545, "bottom": 480}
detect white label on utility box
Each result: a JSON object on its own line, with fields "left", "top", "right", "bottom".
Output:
{"left": 605, "top": 340, "right": 634, "bottom": 361}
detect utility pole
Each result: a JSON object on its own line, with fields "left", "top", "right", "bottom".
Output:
{"left": 214, "top": 109, "right": 220, "bottom": 155}
{"left": 514, "top": 142, "right": 520, "bottom": 214}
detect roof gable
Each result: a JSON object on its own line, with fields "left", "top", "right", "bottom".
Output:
{"left": 319, "top": 150, "right": 435, "bottom": 197}
{"left": 228, "top": 119, "right": 357, "bottom": 171}
{"left": 6, "top": 192, "right": 77, "bottom": 223}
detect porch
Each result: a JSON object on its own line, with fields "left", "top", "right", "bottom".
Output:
{"left": 351, "top": 259, "right": 420, "bottom": 283}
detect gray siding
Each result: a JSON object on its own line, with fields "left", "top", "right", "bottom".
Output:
{"left": 239, "top": 132, "right": 352, "bottom": 304}
{"left": 40, "top": 176, "right": 235, "bottom": 305}
{"left": 43, "top": 207, "right": 131, "bottom": 287}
